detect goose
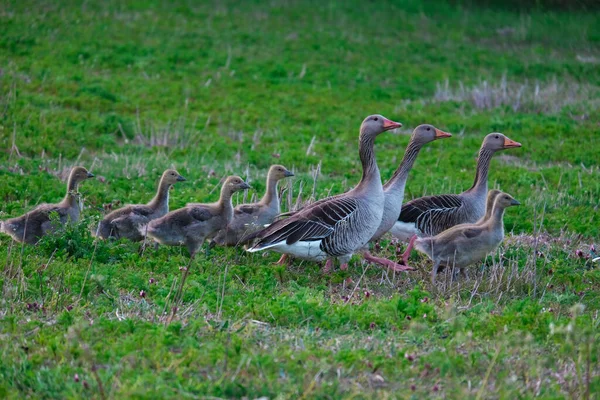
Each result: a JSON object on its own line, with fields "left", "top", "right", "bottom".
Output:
{"left": 413, "top": 191, "right": 520, "bottom": 283}
{"left": 390, "top": 132, "right": 521, "bottom": 258}
{"left": 93, "top": 169, "right": 186, "bottom": 241}
{"left": 143, "top": 176, "right": 251, "bottom": 257}
{"left": 405, "top": 188, "right": 501, "bottom": 271}
{"left": 246, "top": 114, "right": 402, "bottom": 272}
{"left": 212, "top": 165, "right": 294, "bottom": 246}
{"left": 362, "top": 124, "right": 452, "bottom": 271}
{"left": 0, "top": 166, "right": 95, "bottom": 244}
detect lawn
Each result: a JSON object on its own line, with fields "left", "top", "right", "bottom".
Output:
{"left": 0, "top": 0, "right": 599, "bottom": 398}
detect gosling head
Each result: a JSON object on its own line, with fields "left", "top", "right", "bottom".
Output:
{"left": 268, "top": 165, "right": 294, "bottom": 181}
{"left": 482, "top": 133, "right": 521, "bottom": 151}
{"left": 224, "top": 176, "right": 251, "bottom": 194}
{"left": 360, "top": 114, "right": 402, "bottom": 138}
{"left": 70, "top": 166, "right": 95, "bottom": 182}
{"left": 162, "top": 169, "right": 186, "bottom": 184}
{"left": 494, "top": 192, "right": 521, "bottom": 210}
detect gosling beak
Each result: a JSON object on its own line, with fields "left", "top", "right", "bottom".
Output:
{"left": 434, "top": 128, "right": 452, "bottom": 139}
{"left": 511, "top": 198, "right": 521, "bottom": 206}
{"left": 503, "top": 137, "right": 522, "bottom": 149}
{"left": 241, "top": 182, "right": 251, "bottom": 190}
{"left": 177, "top": 175, "right": 186, "bottom": 182}
{"left": 284, "top": 170, "right": 295, "bottom": 177}
{"left": 87, "top": 172, "right": 95, "bottom": 178}
{"left": 382, "top": 118, "right": 402, "bottom": 131}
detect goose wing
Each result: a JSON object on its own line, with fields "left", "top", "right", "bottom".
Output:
{"left": 399, "top": 194, "right": 464, "bottom": 236}
{"left": 129, "top": 205, "right": 154, "bottom": 216}
{"left": 250, "top": 197, "right": 358, "bottom": 249}
{"left": 112, "top": 205, "right": 153, "bottom": 229}
{"left": 189, "top": 206, "right": 214, "bottom": 222}
{"left": 235, "top": 204, "right": 260, "bottom": 216}
{"left": 275, "top": 193, "right": 346, "bottom": 219}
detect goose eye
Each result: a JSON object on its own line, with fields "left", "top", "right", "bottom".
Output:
{"left": 426, "top": 127, "right": 431, "bottom": 131}
{"left": 495, "top": 135, "right": 499, "bottom": 139}
{"left": 373, "top": 117, "right": 378, "bottom": 121}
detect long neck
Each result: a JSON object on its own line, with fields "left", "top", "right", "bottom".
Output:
{"left": 384, "top": 139, "right": 423, "bottom": 192}
{"left": 260, "top": 175, "right": 279, "bottom": 207}
{"left": 486, "top": 204, "right": 506, "bottom": 227}
{"left": 218, "top": 186, "right": 234, "bottom": 212}
{"left": 356, "top": 133, "right": 381, "bottom": 192}
{"left": 63, "top": 175, "right": 80, "bottom": 206}
{"left": 147, "top": 178, "right": 171, "bottom": 209}
{"left": 467, "top": 147, "right": 494, "bottom": 195}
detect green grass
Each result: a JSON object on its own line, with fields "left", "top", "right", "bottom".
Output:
{"left": 1, "top": 0, "right": 599, "bottom": 398}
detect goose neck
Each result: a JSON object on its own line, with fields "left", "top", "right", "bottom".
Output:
{"left": 384, "top": 140, "right": 423, "bottom": 192}
{"left": 261, "top": 175, "right": 279, "bottom": 208}
{"left": 356, "top": 134, "right": 381, "bottom": 191}
{"left": 148, "top": 178, "right": 171, "bottom": 209}
{"left": 467, "top": 147, "right": 494, "bottom": 196}
{"left": 64, "top": 175, "right": 81, "bottom": 206}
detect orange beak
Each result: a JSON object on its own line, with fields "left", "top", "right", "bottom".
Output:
{"left": 503, "top": 137, "right": 522, "bottom": 148}
{"left": 434, "top": 128, "right": 452, "bottom": 139}
{"left": 382, "top": 118, "right": 402, "bottom": 131}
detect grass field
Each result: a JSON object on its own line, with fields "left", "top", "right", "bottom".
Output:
{"left": 1, "top": 0, "right": 599, "bottom": 398}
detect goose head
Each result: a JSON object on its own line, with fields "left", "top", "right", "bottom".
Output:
{"left": 360, "top": 115, "right": 402, "bottom": 138}
{"left": 162, "top": 169, "right": 186, "bottom": 184}
{"left": 268, "top": 165, "right": 294, "bottom": 180}
{"left": 483, "top": 133, "right": 521, "bottom": 151}
{"left": 225, "top": 176, "right": 251, "bottom": 194}
{"left": 494, "top": 192, "right": 521, "bottom": 210}
{"left": 70, "top": 166, "right": 95, "bottom": 182}
{"left": 411, "top": 124, "right": 452, "bottom": 144}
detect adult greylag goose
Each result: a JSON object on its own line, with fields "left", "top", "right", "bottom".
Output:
{"left": 362, "top": 124, "right": 452, "bottom": 271}
{"left": 413, "top": 191, "right": 520, "bottom": 283}
{"left": 143, "top": 176, "right": 250, "bottom": 257}
{"left": 246, "top": 114, "right": 402, "bottom": 272}
{"left": 93, "top": 169, "right": 186, "bottom": 241}
{"left": 391, "top": 133, "right": 521, "bottom": 240}
{"left": 212, "top": 165, "right": 294, "bottom": 246}
{"left": 0, "top": 166, "right": 95, "bottom": 244}
{"left": 390, "top": 133, "right": 521, "bottom": 261}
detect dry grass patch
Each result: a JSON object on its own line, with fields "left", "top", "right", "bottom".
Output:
{"left": 434, "top": 76, "right": 600, "bottom": 114}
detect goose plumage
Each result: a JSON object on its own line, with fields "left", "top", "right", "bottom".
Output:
{"left": 93, "top": 169, "right": 186, "bottom": 241}
{"left": 246, "top": 114, "right": 402, "bottom": 271}
{"left": 0, "top": 166, "right": 95, "bottom": 244}
{"left": 212, "top": 165, "right": 294, "bottom": 246}
{"left": 143, "top": 176, "right": 250, "bottom": 257}
{"left": 391, "top": 133, "right": 521, "bottom": 241}
{"left": 414, "top": 191, "right": 520, "bottom": 283}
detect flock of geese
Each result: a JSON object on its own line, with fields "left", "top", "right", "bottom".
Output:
{"left": 0, "top": 115, "right": 522, "bottom": 283}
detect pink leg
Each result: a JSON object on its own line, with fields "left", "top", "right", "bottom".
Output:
{"left": 363, "top": 251, "right": 414, "bottom": 272}
{"left": 322, "top": 258, "right": 334, "bottom": 273}
{"left": 401, "top": 235, "right": 418, "bottom": 266}
{"left": 275, "top": 254, "right": 289, "bottom": 265}
{"left": 340, "top": 262, "right": 349, "bottom": 271}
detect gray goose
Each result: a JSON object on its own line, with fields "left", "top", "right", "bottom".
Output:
{"left": 143, "top": 176, "right": 250, "bottom": 257}
{"left": 246, "top": 115, "right": 402, "bottom": 272}
{"left": 362, "top": 124, "right": 452, "bottom": 271}
{"left": 212, "top": 164, "right": 294, "bottom": 246}
{"left": 413, "top": 191, "right": 520, "bottom": 283}
{"left": 0, "top": 166, "right": 95, "bottom": 244}
{"left": 93, "top": 169, "right": 186, "bottom": 241}
{"left": 390, "top": 133, "right": 521, "bottom": 261}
